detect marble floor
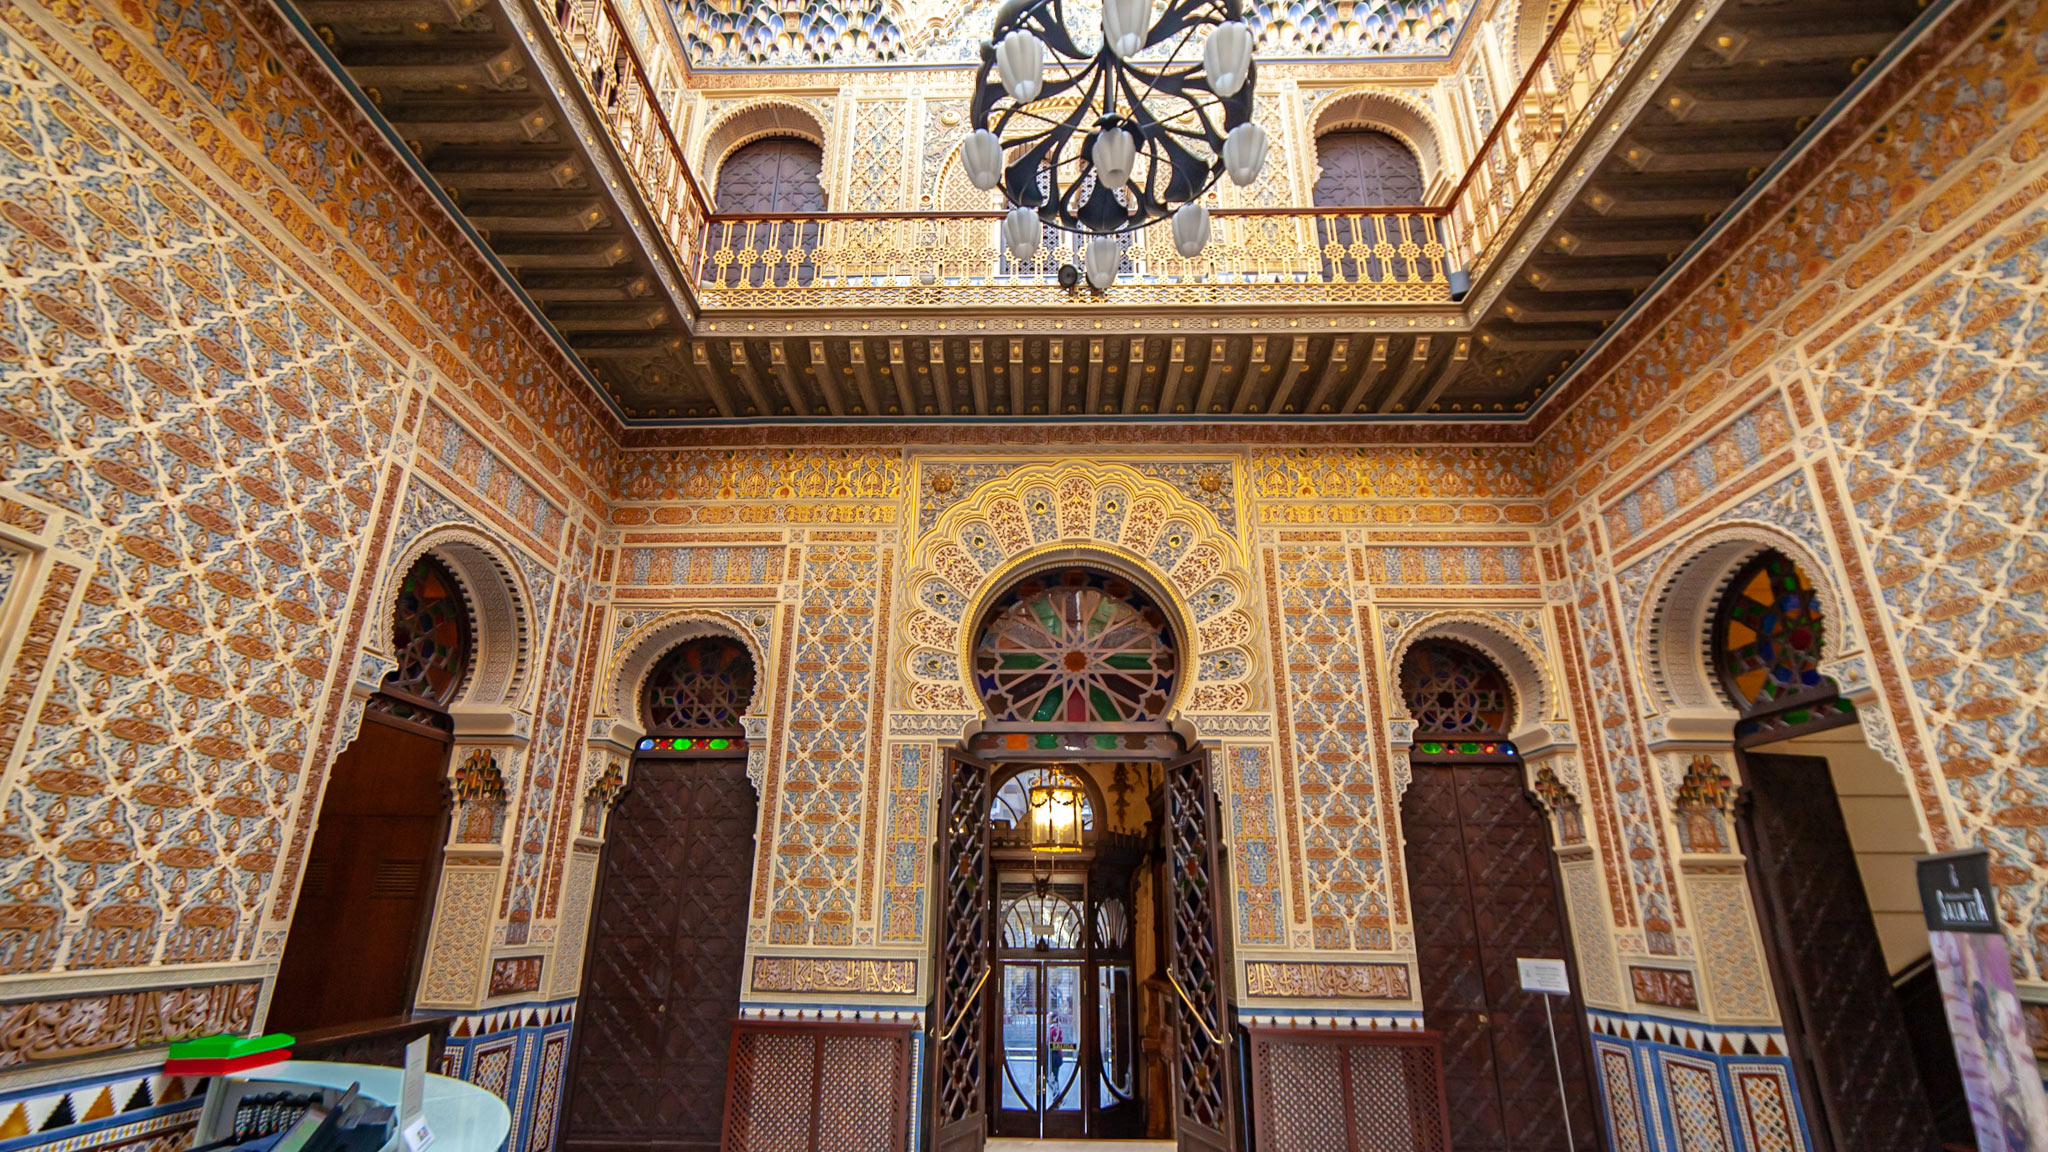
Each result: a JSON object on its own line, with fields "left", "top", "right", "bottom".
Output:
{"left": 984, "top": 1142, "right": 1176, "bottom": 1151}
{"left": 983, "top": 1131, "right": 1179, "bottom": 1139}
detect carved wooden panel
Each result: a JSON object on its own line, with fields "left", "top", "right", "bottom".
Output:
{"left": 1165, "top": 751, "right": 1232, "bottom": 1152}
{"left": 564, "top": 753, "right": 756, "bottom": 1152}
{"left": 722, "top": 1021, "right": 913, "bottom": 1152}
{"left": 931, "top": 750, "right": 991, "bottom": 1152}
{"left": 1246, "top": 1027, "right": 1450, "bottom": 1152}
{"left": 1399, "top": 762, "right": 1598, "bottom": 1152}
{"left": 1741, "top": 752, "right": 1940, "bottom": 1152}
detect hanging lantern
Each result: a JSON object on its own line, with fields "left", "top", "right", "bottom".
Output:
{"left": 1028, "top": 776, "right": 1087, "bottom": 852}
{"left": 966, "top": 0, "right": 1259, "bottom": 262}
{"left": 1084, "top": 236, "right": 1121, "bottom": 291}
{"left": 1223, "top": 121, "right": 1268, "bottom": 186}
{"left": 1171, "top": 200, "right": 1210, "bottom": 257}
{"left": 1091, "top": 125, "right": 1139, "bottom": 189}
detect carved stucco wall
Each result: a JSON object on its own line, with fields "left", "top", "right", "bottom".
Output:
{"left": 5, "top": 1, "right": 2048, "bottom": 1151}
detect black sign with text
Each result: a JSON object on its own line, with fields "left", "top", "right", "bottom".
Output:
{"left": 1917, "top": 848, "right": 1999, "bottom": 934}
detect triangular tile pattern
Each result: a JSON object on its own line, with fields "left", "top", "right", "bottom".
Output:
{"left": 437, "top": 997, "right": 582, "bottom": 1152}
{"left": 0, "top": 1073, "right": 206, "bottom": 1152}
{"left": 1585, "top": 1009, "right": 1807, "bottom": 1152}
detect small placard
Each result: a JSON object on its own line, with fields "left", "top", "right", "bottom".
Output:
{"left": 1518, "top": 957, "right": 1571, "bottom": 995}
{"left": 401, "top": 1035, "right": 429, "bottom": 1125}
{"left": 400, "top": 1116, "right": 435, "bottom": 1152}
{"left": 1918, "top": 848, "right": 1999, "bottom": 934}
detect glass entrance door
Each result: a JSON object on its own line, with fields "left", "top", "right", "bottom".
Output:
{"left": 997, "top": 961, "right": 1083, "bottom": 1136}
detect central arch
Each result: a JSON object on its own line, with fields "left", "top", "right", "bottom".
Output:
{"left": 897, "top": 461, "right": 1261, "bottom": 736}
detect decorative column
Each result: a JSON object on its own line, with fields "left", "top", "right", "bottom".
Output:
{"left": 413, "top": 711, "right": 530, "bottom": 1012}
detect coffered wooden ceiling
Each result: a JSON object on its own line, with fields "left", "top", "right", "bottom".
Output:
{"left": 285, "top": 0, "right": 1925, "bottom": 425}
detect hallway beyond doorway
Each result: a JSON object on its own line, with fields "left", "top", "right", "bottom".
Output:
{"left": 987, "top": 1131, "right": 1179, "bottom": 1139}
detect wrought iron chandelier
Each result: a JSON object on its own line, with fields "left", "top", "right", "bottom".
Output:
{"left": 962, "top": 0, "right": 1264, "bottom": 290}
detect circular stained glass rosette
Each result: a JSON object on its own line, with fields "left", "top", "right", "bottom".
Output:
{"left": 1718, "top": 553, "right": 1826, "bottom": 710}
{"left": 975, "top": 569, "right": 1177, "bottom": 724}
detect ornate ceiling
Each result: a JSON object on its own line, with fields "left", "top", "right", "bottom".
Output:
{"left": 669, "top": 0, "right": 1468, "bottom": 69}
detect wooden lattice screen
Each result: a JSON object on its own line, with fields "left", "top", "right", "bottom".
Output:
{"left": 1245, "top": 1027, "right": 1451, "bottom": 1152}
{"left": 721, "top": 1021, "right": 914, "bottom": 1152}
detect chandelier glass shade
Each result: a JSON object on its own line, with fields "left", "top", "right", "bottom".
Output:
{"left": 967, "top": 0, "right": 1259, "bottom": 269}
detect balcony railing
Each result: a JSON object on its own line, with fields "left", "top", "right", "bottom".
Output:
{"left": 544, "top": 0, "right": 713, "bottom": 283}
{"left": 695, "top": 210, "right": 1456, "bottom": 308}
{"left": 1442, "top": 0, "right": 1676, "bottom": 282}
{"left": 533, "top": 0, "right": 1682, "bottom": 314}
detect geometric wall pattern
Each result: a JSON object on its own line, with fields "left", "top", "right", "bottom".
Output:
{"left": 6, "top": 3, "right": 2048, "bottom": 1152}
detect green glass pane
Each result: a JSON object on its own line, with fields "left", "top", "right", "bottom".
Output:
{"left": 1087, "top": 596, "right": 1116, "bottom": 637}
{"left": 999, "top": 653, "right": 1049, "bottom": 669}
{"left": 1030, "top": 598, "right": 1063, "bottom": 633}
{"left": 709, "top": 738, "right": 730, "bottom": 750}
{"left": 1089, "top": 686, "right": 1118, "bottom": 722}
{"left": 1103, "top": 653, "right": 1154, "bottom": 670}
{"left": 1033, "top": 691, "right": 1062, "bottom": 723}
{"left": 1094, "top": 734, "right": 1117, "bottom": 750}
{"left": 1034, "top": 733, "right": 1058, "bottom": 749}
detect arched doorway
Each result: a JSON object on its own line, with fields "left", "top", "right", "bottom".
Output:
{"left": 562, "top": 636, "right": 760, "bottom": 1152}
{"left": 271, "top": 554, "right": 469, "bottom": 1033}
{"left": 931, "top": 566, "right": 1232, "bottom": 1152}
{"left": 1715, "top": 551, "right": 1956, "bottom": 1150}
{"left": 1397, "top": 639, "right": 1598, "bottom": 1152}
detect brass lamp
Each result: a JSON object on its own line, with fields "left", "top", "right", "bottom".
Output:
{"left": 1027, "top": 776, "right": 1086, "bottom": 854}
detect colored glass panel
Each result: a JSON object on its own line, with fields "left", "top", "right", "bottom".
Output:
{"left": 642, "top": 638, "right": 756, "bottom": 733}
{"left": 1715, "top": 551, "right": 1829, "bottom": 714}
{"left": 974, "top": 569, "right": 1178, "bottom": 724}
{"left": 384, "top": 555, "right": 470, "bottom": 707}
{"left": 1400, "top": 640, "right": 1513, "bottom": 736}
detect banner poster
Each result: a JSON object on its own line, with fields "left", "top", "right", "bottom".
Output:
{"left": 1919, "top": 848, "right": 2048, "bottom": 1151}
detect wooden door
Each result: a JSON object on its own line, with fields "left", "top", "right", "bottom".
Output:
{"left": 1312, "top": 130, "right": 1425, "bottom": 207}
{"left": 270, "top": 718, "right": 448, "bottom": 1032}
{"left": 1164, "top": 751, "right": 1233, "bottom": 1152}
{"left": 931, "top": 749, "right": 992, "bottom": 1152}
{"left": 1739, "top": 752, "right": 1940, "bottom": 1152}
{"left": 563, "top": 752, "right": 756, "bottom": 1152}
{"left": 1401, "top": 761, "right": 1598, "bottom": 1152}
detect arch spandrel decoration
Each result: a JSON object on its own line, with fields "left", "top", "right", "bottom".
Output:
{"left": 898, "top": 462, "right": 1260, "bottom": 737}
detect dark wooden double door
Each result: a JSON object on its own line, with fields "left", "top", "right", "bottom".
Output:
{"left": 1402, "top": 759, "right": 1599, "bottom": 1152}
{"left": 1739, "top": 752, "right": 1942, "bottom": 1152}
{"left": 564, "top": 752, "right": 757, "bottom": 1152}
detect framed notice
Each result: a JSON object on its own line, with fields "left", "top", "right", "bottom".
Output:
{"left": 1517, "top": 957, "right": 1570, "bottom": 996}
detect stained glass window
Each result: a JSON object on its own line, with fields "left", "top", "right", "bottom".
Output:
{"left": 1715, "top": 551, "right": 1830, "bottom": 714}
{"left": 383, "top": 555, "right": 469, "bottom": 708}
{"left": 975, "top": 569, "right": 1177, "bottom": 724}
{"left": 1400, "top": 640, "right": 1512, "bottom": 736}
{"left": 990, "top": 768, "right": 1096, "bottom": 832}
{"left": 642, "top": 638, "right": 756, "bottom": 733}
